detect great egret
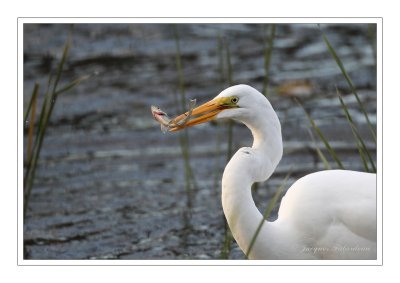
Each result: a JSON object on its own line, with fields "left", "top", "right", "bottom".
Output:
{"left": 157, "top": 84, "right": 377, "bottom": 260}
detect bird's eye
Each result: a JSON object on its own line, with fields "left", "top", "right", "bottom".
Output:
{"left": 231, "top": 97, "right": 239, "bottom": 104}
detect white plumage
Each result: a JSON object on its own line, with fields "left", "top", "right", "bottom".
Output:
{"left": 170, "top": 84, "right": 377, "bottom": 260}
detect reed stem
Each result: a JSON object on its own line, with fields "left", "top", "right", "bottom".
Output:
{"left": 245, "top": 172, "right": 291, "bottom": 259}
{"left": 24, "top": 28, "right": 89, "bottom": 218}
{"left": 320, "top": 28, "right": 377, "bottom": 144}
{"left": 262, "top": 24, "right": 275, "bottom": 96}
{"left": 296, "top": 98, "right": 344, "bottom": 170}
{"left": 174, "top": 25, "right": 197, "bottom": 206}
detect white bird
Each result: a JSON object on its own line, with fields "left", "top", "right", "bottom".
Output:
{"left": 167, "top": 84, "right": 377, "bottom": 260}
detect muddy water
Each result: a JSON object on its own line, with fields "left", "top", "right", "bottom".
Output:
{"left": 23, "top": 23, "right": 377, "bottom": 259}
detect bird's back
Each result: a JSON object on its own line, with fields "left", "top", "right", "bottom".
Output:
{"left": 276, "top": 170, "right": 377, "bottom": 259}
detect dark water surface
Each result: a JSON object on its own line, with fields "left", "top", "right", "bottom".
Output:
{"left": 23, "top": 23, "right": 377, "bottom": 259}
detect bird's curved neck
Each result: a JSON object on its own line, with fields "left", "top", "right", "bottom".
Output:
{"left": 222, "top": 106, "right": 284, "bottom": 259}
{"left": 246, "top": 115, "right": 283, "bottom": 176}
{"left": 241, "top": 105, "right": 283, "bottom": 182}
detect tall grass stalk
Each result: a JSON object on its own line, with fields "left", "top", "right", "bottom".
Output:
{"left": 26, "top": 84, "right": 39, "bottom": 162}
{"left": 212, "top": 34, "right": 226, "bottom": 196}
{"left": 296, "top": 98, "right": 344, "bottom": 169}
{"left": 307, "top": 129, "right": 332, "bottom": 170}
{"left": 336, "top": 89, "right": 376, "bottom": 172}
{"left": 219, "top": 37, "right": 235, "bottom": 259}
{"left": 24, "top": 35, "right": 70, "bottom": 217}
{"left": 212, "top": 129, "right": 222, "bottom": 195}
{"left": 320, "top": 28, "right": 377, "bottom": 144}
{"left": 23, "top": 84, "right": 39, "bottom": 126}
{"left": 217, "top": 34, "right": 225, "bottom": 86}
{"left": 262, "top": 24, "right": 275, "bottom": 96}
{"left": 245, "top": 172, "right": 291, "bottom": 259}
{"left": 24, "top": 31, "right": 89, "bottom": 218}
{"left": 367, "top": 24, "right": 377, "bottom": 69}
{"left": 174, "top": 25, "right": 197, "bottom": 206}
{"left": 225, "top": 39, "right": 234, "bottom": 161}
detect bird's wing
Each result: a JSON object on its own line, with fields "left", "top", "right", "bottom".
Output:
{"left": 277, "top": 170, "right": 376, "bottom": 254}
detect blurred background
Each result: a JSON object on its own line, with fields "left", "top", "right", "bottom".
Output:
{"left": 23, "top": 23, "right": 377, "bottom": 259}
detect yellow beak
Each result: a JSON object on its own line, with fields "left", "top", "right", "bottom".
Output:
{"left": 169, "top": 97, "right": 236, "bottom": 132}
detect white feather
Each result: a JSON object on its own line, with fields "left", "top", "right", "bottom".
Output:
{"left": 216, "top": 85, "right": 376, "bottom": 260}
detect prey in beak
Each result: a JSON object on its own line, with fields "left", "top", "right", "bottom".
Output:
{"left": 151, "top": 96, "right": 239, "bottom": 133}
{"left": 169, "top": 96, "right": 239, "bottom": 132}
{"left": 151, "top": 99, "right": 196, "bottom": 133}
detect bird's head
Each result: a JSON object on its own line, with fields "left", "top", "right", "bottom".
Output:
{"left": 169, "top": 84, "right": 269, "bottom": 131}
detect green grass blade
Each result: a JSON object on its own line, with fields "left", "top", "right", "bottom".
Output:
{"left": 224, "top": 39, "right": 234, "bottom": 162}
{"left": 367, "top": 24, "right": 377, "bottom": 68}
{"left": 320, "top": 28, "right": 377, "bottom": 144}
{"left": 220, "top": 220, "right": 233, "bottom": 259}
{"left": 24, "top": 35, "right": 71, "bottom": 217}
{"left": 54, "top": 74, "right": 91, "bottom": 96}
{"left": 353, "top": 135, "right": 371, "bottom": 172}
{"left": 34, "top": 71, "right": 55, "bottom": 138}
{"left": 337, "top": 90, "right": 376, "bottom": 172}
{"left": 24, "top": 83, "right": 39, "bottom": 125}
{"left": 174, "top": 25, "right": 187, "bottom": 112}
{"left": 24, "top": 92, "right": 50, "bottom": 217}
{"left": 220, "top": 38, "right": 235, "bottom": 259}
{"left": 51, "top": 32, "right": 71, "bottom": 96}
{"left": 225, "top": 39, "right": 233, "bottom": 86}
{"left": 245, "top": 171, "right": 291, "bottom": 259}
{"left": 24, "top": 78, "right": 52, "bottom": 189}
{"left": 262, "top": 24, "right": 275, "bottom": 96}
{"left": 213, "top": 127, "right": 222, "bottom": 195}
{"left": 217, "top": 33, "right": 225, "bottom": 86}
{"left": 24, "top": 29, "right": 88, "bottom": 218}
{"left": 174, "top": 25, "right": 197, "bottom": 201}
{"left": 296, "top": 98, "right": 344, "bottom": 169}
{"left": 26, "top": 86, "right": 38, "bottom": 162}
{"left": 307, "top": 129, "right": 332, "bottom": 170}
{"left": 214, "top": 33, "right": 225, "bottom": 194}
